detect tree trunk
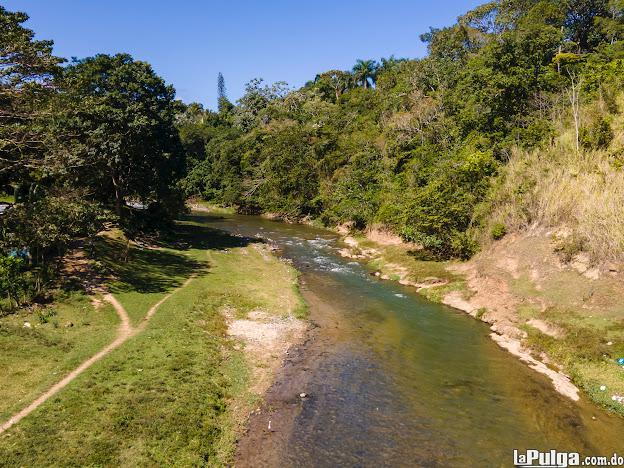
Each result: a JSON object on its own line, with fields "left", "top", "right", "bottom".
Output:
{"left": 112, "top": 173, "right": 123, "bottom": 218}
{"left": 567, "top": 73, "right": 582, "bottom": 152}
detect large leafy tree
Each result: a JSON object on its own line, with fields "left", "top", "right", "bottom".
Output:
{"left": 60, "top": 54, "right": 185, "bottom": 218}
{"left": 0, "top": 6, "right": 63, "bottom": 187}
{"left": 564, "top": 0, "right": 610, "bottom": 51}
{"left": 313, "top": 70, "right": 353, "bottom": 100}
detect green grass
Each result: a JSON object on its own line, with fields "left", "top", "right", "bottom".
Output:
{"left": 0, "top": 292, "right": 118, "bottom": 421}
{"left": 0, "top": 193, "right": 14, "bottom": 203}
{"left": 0, "top": 214, "right": 305, "bottom": 465}
{"left": 351, "top": 234, "right": 466, "bottom": 303}
{"left": 189, "top": 200, "right": 235, "bottom": 215}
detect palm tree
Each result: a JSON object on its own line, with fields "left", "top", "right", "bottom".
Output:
{"left": 352, "top": 59, "right": 378, "bottom": 89}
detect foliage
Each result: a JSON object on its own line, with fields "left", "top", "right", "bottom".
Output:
{"left": 59, "top": 53, "right": 186, "bottom": 219}
{"left": 352, "top": 59, "right": 378, "bottom": 89}
{"left": 1, "top": 4, "right": 190, "bottom": 304}
{"left": 0, "top": 6, "right": 63, "bottom": 188}
{"left": 0, "top": 255, "right": 26, "bottom": 306}
{"left": 4, "top": 0, "right": 624, "bottom": 272}
{"left": 579, "top": 116, "right": 613, "bottom": 148}
{"left": 178, "top": 0, "right": 624, "bottom": 259}
{"left": 0, "top": 191, "right": 107, "bottom": 264}
{"left": 490, "top": 222, "right": 507, "bottom": 240}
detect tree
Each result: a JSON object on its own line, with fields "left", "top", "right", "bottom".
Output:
{"left": 564, "top": 0, "right": 610, "bottom": 51}
{"left": 595, "top": 0, "right": 624, "bottom": 43}
{"left": 0, "top": 190, "right": 106, "bottom": 265}
{"left": 315, "top": 70, "right": 352, "bottom": 100}
{"left": 60, "top": 54, "right": 185, "bottom": 219}
{"left": 352, "top": 59, "right": 378, "bottom": 89}
{"left": 233, "top": 78, "right": 289, "bottom": 130}
{"left": 179, "top": 0, "right": 624, "bottom": 260}
{"left": 0, "top": 255, "right": 26, "bottom": 307}
{"left": 0, "top": 6, "right": 63, "bottom": 185}
{"left": 217, "top": 72, "right": 232, "bottom": 112}
{"left": 217, "top": 72, "right": 226, "bottom": 101}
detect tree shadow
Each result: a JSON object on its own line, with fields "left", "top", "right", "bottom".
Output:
{"left": 95, "top": 219, "right": 260, "bottom": 295}
{"left": 156, "top": 216, "right": 262, "bottom": 251}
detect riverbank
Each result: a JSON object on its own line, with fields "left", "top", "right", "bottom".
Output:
{"left": 336, "top": 226, "right": 624, "bottom": 416}
{"left": 0, "top": 215, "right": 306, "bottom": 465}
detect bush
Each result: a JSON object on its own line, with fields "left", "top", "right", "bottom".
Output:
{"left": 490, "top": 222, "right": 507, "bottom": 240}
{"left": 450, "top": 231, "right": 479, "bottom": 260}
{"left": 0, "top": 255, "right": 27, "bottom": 307}
{"left": 580, "top": 117, "right": 613, "bottom": 150}
{"left": 0, "top": 192, "right": 107, "bottom": 263}
{"left": 553, "top": 234, "right": 584, "bottom": 263}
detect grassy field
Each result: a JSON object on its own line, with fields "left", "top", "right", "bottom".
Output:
{"left": 0, "top": 293, "right": 119, "bottom": 422}
{"left": 0, "top": 214, "right": 304, "bottom": 465}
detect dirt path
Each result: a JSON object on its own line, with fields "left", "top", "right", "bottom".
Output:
{"left": 0, "top": 278, "right": 193, "bottom": 435}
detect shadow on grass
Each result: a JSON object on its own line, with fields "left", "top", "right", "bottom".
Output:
{"left": 160, "top": 215, "right": 262, "bottom": 251}
{"left": 95, "top": 218, "right": 260, "bottom": 295}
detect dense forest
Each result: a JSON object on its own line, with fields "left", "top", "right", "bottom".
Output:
{"left": 2, "top": 0, "right": 624, "bottom": 307}
{"left": 179, "top": 0, "right": 624, "bottom": 259}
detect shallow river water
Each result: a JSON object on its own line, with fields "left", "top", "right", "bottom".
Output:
{"left": 197, "top": 213, "right": 624, "bottom": 467}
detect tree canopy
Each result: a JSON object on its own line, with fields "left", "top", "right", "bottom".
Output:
{"left": 177, "top": 0, "right": 624, "bottom": 258}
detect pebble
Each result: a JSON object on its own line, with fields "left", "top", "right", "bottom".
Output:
{"left": 23, "top": 321, "right": 31, "bottom": 328}
{"left": 299, "top": 392, "right": 307, "bottom": 398}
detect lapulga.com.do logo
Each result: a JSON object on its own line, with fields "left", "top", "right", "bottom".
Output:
{"left": 514, "top": 449, "right": 624, "bottom": 467}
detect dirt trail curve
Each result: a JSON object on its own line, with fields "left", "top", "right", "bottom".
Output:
{"left": 0, "top": 277, "right": 194, "bottom": 435}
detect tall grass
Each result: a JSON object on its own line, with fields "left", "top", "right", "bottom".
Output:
{"left": 480, "top": 99, "right": 624, "bottom": 263}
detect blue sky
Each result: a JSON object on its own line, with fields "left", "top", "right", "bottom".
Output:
{"left": 6, "top": 0, "right": 482, "bottom": 109}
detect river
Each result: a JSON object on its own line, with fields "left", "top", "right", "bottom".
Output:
{"left": 195, "top": 212, "right": 624, "bottom": 467}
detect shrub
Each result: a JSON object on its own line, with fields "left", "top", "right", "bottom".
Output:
{"left": 0, "top": 255, "right": 27, "bottom": 307}
{"left": 553, "top": 234, "right": 585, "bottom": 263}
{"left": 0, "top": 192, "right": 107, "bottom": 263}
{"left": 579, "top": 117, "right": 613, "bottom": 150}
{"left": 36, "top": 308, "right": 57, "bottom": 324}
{"left": 450, "top": 231, "right": 479, "bottom": 260}
{"left": 490, "top": 222, "right": 507, "bottom": 240}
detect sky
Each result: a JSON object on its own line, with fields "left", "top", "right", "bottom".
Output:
{"left": 5, "top": 0, "right": 483, "bottom": 109}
